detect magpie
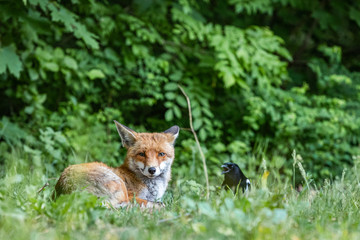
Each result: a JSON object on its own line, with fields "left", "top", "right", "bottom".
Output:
{"left": 221, "top": 162, "right": 251, "bottom": 194}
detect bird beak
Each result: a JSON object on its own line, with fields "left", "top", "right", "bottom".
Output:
{"left": 221, "top": 164, "right": 230, "bottom": 174}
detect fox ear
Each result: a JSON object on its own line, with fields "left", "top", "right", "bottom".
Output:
{"left": 114, "top": 120, "right": 137, "bottom": 148}
{"left": 164, "top": 125, "right": 180, "bottom": 145}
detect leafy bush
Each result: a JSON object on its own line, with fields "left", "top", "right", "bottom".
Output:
{"left": 1, "top": 0, "right": 360, "bottom": 183}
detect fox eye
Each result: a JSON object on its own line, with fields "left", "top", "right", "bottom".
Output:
{"left": 158, "top": 152, "right": 166, "bottom": 157}
{"left": 138, "top": 152, "right": 145, "bottom": 157}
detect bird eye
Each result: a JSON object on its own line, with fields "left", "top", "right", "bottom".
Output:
{"left": 158, "top": 152, "right": 166, "bottom": 157}
{"left": 138, "top": 152, "right": 145, "bottom": 157}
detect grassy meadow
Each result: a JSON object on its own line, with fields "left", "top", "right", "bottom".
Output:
{"left": 0, "top": 149, "right": 359, "bottom": 240}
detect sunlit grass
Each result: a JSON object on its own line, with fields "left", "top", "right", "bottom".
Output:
{"left": 0, "top": 150, "right": 359, "bottom": 240}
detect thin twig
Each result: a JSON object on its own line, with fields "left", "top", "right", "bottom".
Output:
{"left": 37, "top": 182, "right": 49, "bottom": 194}
{"left": 178, "top": 85, "right": 210, "bottom": 200}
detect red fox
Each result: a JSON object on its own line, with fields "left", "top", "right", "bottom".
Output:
{"left": 53, "top": 121, "right": 179, "bottom": 208}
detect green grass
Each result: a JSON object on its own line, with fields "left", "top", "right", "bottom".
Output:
{"left": 0, "top": 150, "right": 359, "bottom": 240}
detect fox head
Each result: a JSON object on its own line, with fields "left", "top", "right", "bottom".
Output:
{"left": 114, "top": 121, "right": 179, "bottom": 178}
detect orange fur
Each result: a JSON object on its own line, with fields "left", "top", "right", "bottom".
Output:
{"left": 53, "top": 122, "right": 179, "bottom": 208}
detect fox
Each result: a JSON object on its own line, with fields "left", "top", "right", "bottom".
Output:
{"left": 52, "top": 120, "right": 179, "bottom": 208}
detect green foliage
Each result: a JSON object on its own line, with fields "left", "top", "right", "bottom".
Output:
{"left": 0, "top": 150, "right": 359, "bottom": 239}
{"left": 1, "top": 0, "right": 360, "bottom": 183}
{"left": 0, "top": 45, "right": 23, "bottom": 77}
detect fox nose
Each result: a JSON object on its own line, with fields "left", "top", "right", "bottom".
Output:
{"left": 148, "top": 167, "right": 156, "bottom": 175}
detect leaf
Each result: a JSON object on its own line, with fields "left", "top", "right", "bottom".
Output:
{"left": 199, "top": 128, "right": 207, "bottom": 140}
{"left": 104, "top": 48, "right": 120, "bottom": 62}
{"left": 165, "top": 109, "right": 173, "bottom": 121}
{"left": 0, "top": 117, "right": 28, "bottom": 147}
{"left": 193, "top": 118, "right": 202, "bottom": 130}
{"left": 87, "top": 69, "right": 105, "bottom": 79}
{"left": 48, "top": 4, "right": 99, "bottom": 49}
{"left": 176, "top": 95, "right": 187, "bottom": 108}
{"left": 164, "top": 82, "right": 178, "bottom": 91}
{"left": 73, "top": 23, "right": 99, "bottom": 49}
{"left": 35, "top": 47, "right": 53, "bottom": 61}
{"left": 43, "top": 62, "right": 59, "bottom": 72}
{"left": 28, "top": 68, "right": 39, "bottom": 81}
{"left": 54, "top": 47, "right": 64, "bottom": 59}
{"left": 173, "top": 105, "right": 181, "bottom": 118}
{"left": 0, "top": 45, "right": 23, "bottom": 78}
{"left": 24, "top": 106, "right": 34, "bottom": 114}
{"left": 202, "top": 107, "right": 214, "bottom": 118}
{"left": 63, "top": 56, "right": 78, "bottom": 70}
{"left": 223, "top": 72, "right": 236, "bottom": 88}
{"left": 164, "top": 101, "right": 174, "bottom": 108}
{"left": 165, "top": 92, "right": 176, "bottom": 100}
{"left": 169, "top": 71, "right": 183, "bottom": 81}
{"left": 192, "top": 107, "right": 201, "bottom": 118}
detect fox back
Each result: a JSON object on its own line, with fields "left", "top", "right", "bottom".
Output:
{"left": 53, "top": 121, "right": 179, "bottom": 208}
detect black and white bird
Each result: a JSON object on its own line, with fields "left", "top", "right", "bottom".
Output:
{"left": 221, "top": 162, "right": 251, "bottom": 194}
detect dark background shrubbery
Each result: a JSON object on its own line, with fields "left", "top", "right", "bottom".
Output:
{"left": 1, "top": 0, "right": 360, "bottom": 184}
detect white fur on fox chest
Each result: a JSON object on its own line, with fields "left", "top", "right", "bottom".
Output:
{"left": 138, "top": 175, "right": 169, "bottom": 202}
